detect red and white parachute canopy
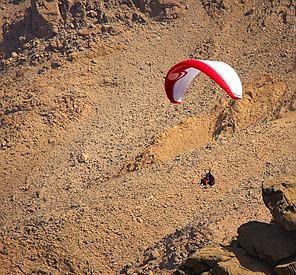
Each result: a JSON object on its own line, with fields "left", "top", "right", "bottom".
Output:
{"left": 165, "top": 60, "right": 242, "bottom": 104}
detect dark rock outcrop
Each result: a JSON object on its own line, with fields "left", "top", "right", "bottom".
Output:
{"left": 262, "top": 176, "right": 296, "bottom": 231}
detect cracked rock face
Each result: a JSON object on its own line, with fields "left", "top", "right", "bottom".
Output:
{"left": 31, "top": 0, "right": 62, "bottom": 37}
{"left": 262, "top": 176, "right": 296, "bottom": 231}
{"left": 30, "top": 0, "right": 186, "bottom": 38}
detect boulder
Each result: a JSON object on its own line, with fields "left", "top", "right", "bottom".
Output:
{"left": 237, "top": 221, "right": 296, "bottom": 265}
{"left": 31, "top": 0, "right": 61, "bottom": 37}
{"left": 262, "top": 176, "right": 296, "bottom": 231}
{"left": 178, "top": 244, "right": 273, "bottom": 274}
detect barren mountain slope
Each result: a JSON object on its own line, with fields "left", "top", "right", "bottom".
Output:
{"left": 0, "top": 0, "right": 295, "bottom": 274}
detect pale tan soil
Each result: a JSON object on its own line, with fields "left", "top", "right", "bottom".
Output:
{"left": 0, "top": 0, "right": 296, "bottom": 274}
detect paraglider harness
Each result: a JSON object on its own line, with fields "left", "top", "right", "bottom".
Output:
{"left": 200, "top": 170, "right": 215, "bottom": 187}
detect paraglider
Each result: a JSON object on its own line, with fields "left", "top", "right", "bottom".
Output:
{"left": 165, "top": 59, "right": 242, "bottom": 103}
{"left": 200, "top": 170, "right": 215, "bottom": 187}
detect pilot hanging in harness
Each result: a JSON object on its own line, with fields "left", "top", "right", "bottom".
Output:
{"left": 200, "top": 170, "right": 215, "bottom": 187}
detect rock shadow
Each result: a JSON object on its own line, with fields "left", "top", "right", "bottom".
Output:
{"left": 1, "top": 8, "right": 35, "bottom": 58}
{"left": 120, "top": 224, "right": 208, "bottom": 274}
{"left": 224, "top": 242, "right": 274, "bottom": 274}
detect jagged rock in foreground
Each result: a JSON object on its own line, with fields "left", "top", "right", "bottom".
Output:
{"left": 177, "top": 175, "right": 296, "bottom": 274}
{"left": 177, "top": 243, "right": 273, "bottom": 275}
{"left": 262, "top": 176, "right": 296, "bottom": 231}
{"left": 237, "top": 221, "right": 296, "bottom": 266}
{"left": 274, "top": 258, "right": 296, "bottom": 275}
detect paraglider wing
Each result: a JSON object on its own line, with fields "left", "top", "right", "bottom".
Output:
{"left": 165, "top": 60, "right": 242, "bottom": 103}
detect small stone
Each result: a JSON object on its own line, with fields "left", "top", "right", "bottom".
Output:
{"left": 150, "top": 249, "right": 160, "bottom": 260}
{"left": 19, "top": 56, "right": 27, "bottom": 63}
{"left": 48, "top": 138, "right": 55, "bottom": 144}
{"left": 91, "top": 59, "right": 98, "bottom": 64}
{"left": 51, "top": 61, "right": 62, "bottom": 69}
{"left": 136, "top": 217, "right": 143, "bottom": 224}
{"left": 291, "top": 99, "right": 296, "bottom": 111}
{"left": 78, "top": 29, "right": 92, "bottom": 37}
{"left": 78, "top": 153, "right": 89, "bottom": 163}
{"left": 23, "top": 43, "right": 31, "bottom": 50}
{"left": 11, "top": 52, "right": 18, "bottom": 58}
{"left": 50, "top": 39, "right": 64, "bottom": 50}
{"left": 89, "top": 23, "right": 97, "bottom": 28}
{"left": 10, "top": 195, "right": 15, "bottom": 202}
{"left": 20, "top": 185, "right": 29, "bottom": 191}
{"left": 18, "top": 36, "right": 26, "bottom": 43}
{"left": 67, "top": 52, "right": 78, "bottom": 61}
{"left": 87, "top": 10, "right": 97, "bottom": 18}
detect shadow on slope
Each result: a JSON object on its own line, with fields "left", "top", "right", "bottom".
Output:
{"left": 121, "top": 223, "right": 209, "bottom": 274}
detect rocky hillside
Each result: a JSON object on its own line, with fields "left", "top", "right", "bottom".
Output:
{"left": 1, "top": 0, "right": 186, "bottom": 68}
{"left": 0, "top": 0, "right": 295, "bottom": 274}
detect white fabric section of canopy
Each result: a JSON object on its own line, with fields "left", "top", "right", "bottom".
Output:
{"left": 201, "top": 60, "right": 242, "bottom": 98}
{"left": 173, "top": 68, "right": 200, "bottom": 102}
